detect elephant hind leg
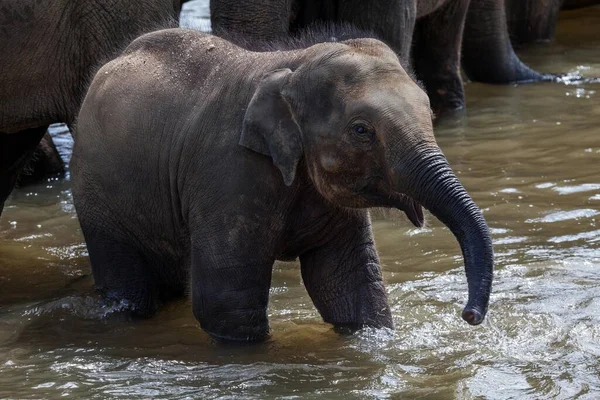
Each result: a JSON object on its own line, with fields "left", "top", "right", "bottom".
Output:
{"left": 19, "top": 132, "right": 65, "bottom": 186}
{"left": 80, "top": 225, "right": 161, "bottom": 318}
{"left": 462, "top": 0, "right": 553, "bottom": 84}
{"left": 0, "top": 126, "right": 48, "bottom": 216}
{"left": 506, "top": 0, "right": 562, "bottom": 46}
{"left": 412, "top": 0, "right": 470, "bottom": 116}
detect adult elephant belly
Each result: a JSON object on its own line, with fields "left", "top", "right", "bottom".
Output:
{"left": 416, "top": 0, "right": 448, "bottom": 18}
{"left": 0, "top": 14, "right": 68, "bottom": 133}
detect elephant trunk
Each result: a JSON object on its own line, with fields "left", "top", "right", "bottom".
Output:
{"left": 392, "top": 148, "right": 494, "bottom": 325}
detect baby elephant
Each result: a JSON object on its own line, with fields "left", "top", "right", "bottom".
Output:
{"left": 72, "top": 28, "right": 493, "bottom": 341}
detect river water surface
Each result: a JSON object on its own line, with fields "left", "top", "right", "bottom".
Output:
{"left": 1, "top": 3, "right": 600, "bottom": 399}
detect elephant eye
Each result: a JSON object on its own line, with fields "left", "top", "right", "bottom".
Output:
{"left": 349, "top": 120, "right": 375, "bottom": 142}
{"left": 354, "top": 124, "right": 367, "bottom": 134}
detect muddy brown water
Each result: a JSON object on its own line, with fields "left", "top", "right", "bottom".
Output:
{"left": 1, "top": 3, "right": 600, "bottom": 399}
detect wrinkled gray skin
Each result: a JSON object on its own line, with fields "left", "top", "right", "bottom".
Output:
{"left": 506, "top": 0, "right": 600, "bottom": 46}
{"left": 18, "top": 133, "right": 65, "bottom": 185}
{"left": 72, "top": 29, "right": 494, "bottom": 342}
{"left": 505, "top": 0, "right": 563, "bottom": 46}
{"left": 0, "top": 0, "right": 184, "bottom": 216}
{"left": 210, "top": 0, "right": 550, "bottom": 116}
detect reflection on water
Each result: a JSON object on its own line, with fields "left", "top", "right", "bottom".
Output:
{"left": 2, "top": 2, "right": 600, "bottom": 398}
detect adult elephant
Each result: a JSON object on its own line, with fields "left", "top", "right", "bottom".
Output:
{"left": 505, "top": 0, "right": 563, "bottom": 46}
{"left": 0, "top": 0, "right": 186, "bottom": 217}
{"left": 505, "top": 0, "right": 600, "bottom": 47}
{"left": 71, "top": 28, "right": 494, "bottom": 341}
{"left": 210, "top": 0, "right": 550, "bottom": 116}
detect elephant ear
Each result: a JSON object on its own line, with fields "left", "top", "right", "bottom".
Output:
{"left": 240, "top": 68, "right": 303, "bottom": 186}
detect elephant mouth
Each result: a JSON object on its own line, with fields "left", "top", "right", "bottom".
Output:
{"left": 390, "top": 192, "right": 424, "bottom": 228}
{"left": 354, "top": 180, "right": 424, "bottom": 227}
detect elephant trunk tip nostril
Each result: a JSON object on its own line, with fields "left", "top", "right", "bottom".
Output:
{"left": 462, "top": 307, "right": 484, "bottom": 326}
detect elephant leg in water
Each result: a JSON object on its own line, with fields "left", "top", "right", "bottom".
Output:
{"left": 505, "top": 0, "right": 562, "bottom": 46}
{"left": 413, "top": 0, "right": 470, "bottom": 114}
{"left": 300, "top": 210, "right": 393, "bottom": 330}
{"left": 462, "top": 0, "right": 553, "bottom": 83}
{"left": 19, "top": 132, "right": 65, "bottom": 186}
{"left": 80, "top": 225, "right": 165, "bottom": 318}
{"left": 0, "top": 126, "right": 47, "bottom": 215}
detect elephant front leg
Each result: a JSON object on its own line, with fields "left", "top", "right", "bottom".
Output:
{"left": 191, "top": 242, "right": 274, "bottom": 342}
{"left": 413, "top": 0, "right": 470, "bottom": 115}
{"left": 299, "top": 212, "right": 393, "bottom": 331}
{"left": 0, "top": 126, "right": 47, "bottom": 216}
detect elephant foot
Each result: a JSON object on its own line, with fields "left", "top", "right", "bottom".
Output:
{"left": 429, "top": 85, "right": 466, "bottom": 118}
{"left": 190, "top": 249, "right": 273, "bottom": 343}
{"left": 199, "top": 308, "right": 270, "bottom": 342}
{"left": 510, "top": 68, "right": 557, "bottom": 84}
{"left": 332, "top": 323, "right": 371, "bottom": 335}
{"left": 413, "top": 69, "right": 466, "bottom": 117}
{"left": 316, "top": 281, "right": 394, "bottom": 331}
{"left": 464, "top": 59, "right": 553, "bottom": 85}
{"left": 78, "top": 225, "right": 164, "bottom": 319}
{"left": 100, "top": 288, "right": 160, "bottom": 319}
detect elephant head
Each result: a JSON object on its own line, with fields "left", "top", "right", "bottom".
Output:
{"left": 240, "top": 38, "right": 493, "bottom": 325}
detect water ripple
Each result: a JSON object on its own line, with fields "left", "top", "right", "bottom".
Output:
{"left": 525, "top": 209, "right": 599, "bottom": 223}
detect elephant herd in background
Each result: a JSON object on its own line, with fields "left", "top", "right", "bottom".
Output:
{"left": 1, "top": 0, "right": 597, "bottom": 211}
{"left": 508, "top": 0, "right": 600, "bottom": 46}
{"left": 0, "top": 0, "right": 598, "bottom": 341}
{"left": 213, "top": 0, "right": 551, "bottom": 116}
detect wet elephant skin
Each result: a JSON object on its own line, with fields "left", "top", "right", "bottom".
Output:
{"left": 71, "top": 28, "right": 493, "bottom": 342}
{"left": 0, "top": 0, "right": 185, "bottom": 216}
